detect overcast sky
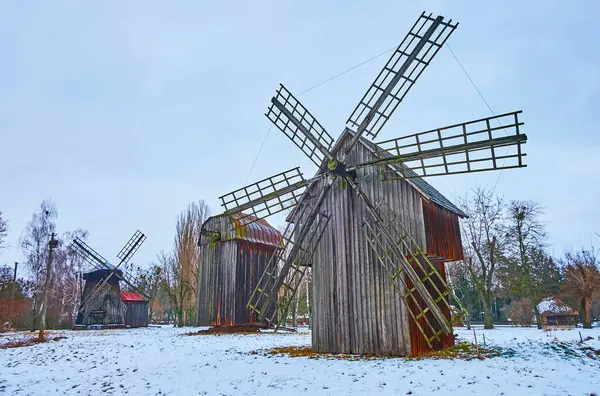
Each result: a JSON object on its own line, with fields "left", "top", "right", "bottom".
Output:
{"left": 1, "top": 1, "right": 599, "bottom": 272}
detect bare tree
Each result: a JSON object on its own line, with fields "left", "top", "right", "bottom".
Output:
{"left": 20, "top": 199, "right": 57, "bottom": 330}
{"left": 505, "top": 298, "right": 535, "bottom": 326}
{"left": 129, "top": 263, "right": 162, "bottom": 322}
{"left": 458, "top": 187, "right": 505, "bottom": 329}
{"left": 158, "top": 249, "right": 189, "bottom": 326}
{"left": 44, "top": 229, "right": 89, "bottom": 328}
{"left": 172, "top": 200, "right": 210, "bottom": 325}
{"left": 446, "top": 259, "right": 480, "bottom": 326}
{"left": 504, "top": 200, "right": 551, "bottom": 328}
{"left": 0, "top": 210, "right": 8, "bottom": 255}
{"left": 561, "top": 248, "right": 600, "bottom": 329}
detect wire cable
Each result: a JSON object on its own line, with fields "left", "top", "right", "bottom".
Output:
{"left": 446, "top": 44, "right": 511, "bottom": 194}
{"left": 244, "top": 46, "right": 396, "bottom": 184}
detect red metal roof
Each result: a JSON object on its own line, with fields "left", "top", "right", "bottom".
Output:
{"left": 121, "top": 291, "right": 145, "bottom": 302}
{"left": 230, "top": 212, "right": 282, "bottom": 247}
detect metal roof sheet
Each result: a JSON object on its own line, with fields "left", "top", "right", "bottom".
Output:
{"left": 229, "top": 212, "right": 282, "bottom": 247}
{"left": 121, "top": 291, "right": 146, "bottom": 302}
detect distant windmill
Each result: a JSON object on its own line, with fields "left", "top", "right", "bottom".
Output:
{"left": 71, "top": 230, "right": 149, "bottom": 329}
{"left": 217, "top": 12, "right": 528, "bottom": 355}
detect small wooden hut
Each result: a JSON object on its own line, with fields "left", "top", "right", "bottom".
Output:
{"left": 537, "top": 298, "right": 579, "bottom": 328}
{"left": 75, "top": 267, "right": 125, "bottom": 327}
{"left": 290, "top": 131, "right": 466, "bottom": 356}
{"left": 197, "top": 212, "right": 282, "bottom": 326}
{"left": 121, "top": 292, "right": 149, "bottom": 328}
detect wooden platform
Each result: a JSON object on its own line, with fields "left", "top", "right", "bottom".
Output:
{"left": 73, "top": 324, "right": 127, "bottom": 331}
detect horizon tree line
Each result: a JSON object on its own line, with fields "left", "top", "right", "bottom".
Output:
{"left": 0, "top": 189, "right": 599, "bottom": 330}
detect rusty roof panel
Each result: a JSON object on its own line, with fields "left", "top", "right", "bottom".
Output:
{"left": 230, "top": 212, "right": 282, "bottom": 247}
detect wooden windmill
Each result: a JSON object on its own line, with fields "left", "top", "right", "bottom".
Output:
{"left": 218, "top": 12, "right": 528, "bottom": 356}
{"left": 71, "top": 230, "right": 150, "bottom": 329}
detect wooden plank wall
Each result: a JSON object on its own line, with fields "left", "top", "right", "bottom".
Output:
{"left": 77, "top": 278, "right": 124, "bottom": 326}
{"left": 422, "top": 200, "right": 464, "bottom": 261}
{"left": 197, "top": 244, "right": 236, "bottom": 325}
{"left": 235, "top": 241, "right": 277, "bottom": 324}
{"left": 306, "top": 136, "right": 430, "bottom": 356}
{"left": 124, "top": 301, "right": 149, "bottom": 328}
{"left": 197, "top": 215, "right": 277, "bottom": 326}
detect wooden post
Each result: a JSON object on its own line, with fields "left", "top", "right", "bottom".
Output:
{"left": 9, "top": 262, "right": 18, "bottom": 327}
{"left": 472, "top": 327, "right": 480, "bottom": 357}
{"left": 39, "top": 233, "right": 57, "bottom": 341}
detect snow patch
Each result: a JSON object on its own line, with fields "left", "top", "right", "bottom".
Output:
{"left": 0, "top": 325, "right": 599, "bottom": 395}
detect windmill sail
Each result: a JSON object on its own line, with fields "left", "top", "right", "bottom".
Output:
{"left": 266, "top": 84, "right": 335, "bottom": 167}
{"left": 246, "top": 183, "right": 332, "bottom": 325}
{"left": 219, "top": 167, "right": 314, "bottom": 222}
{"left": 246, "top": 200, "right": 331, "bottom": 326}
{"left": 346, "top": 178, "right": 454, "bottom": 334}
{"left": 71, "top": 238, "right": 111, "bottom": 272}
{"left": 356, "top": 111, "right": 527, "bottom": 178}
{"left": 362, "top": 200, "right": 467, "bottom": 347}
{"left": 344, "top": 13, "right": 458, "bottom": 154}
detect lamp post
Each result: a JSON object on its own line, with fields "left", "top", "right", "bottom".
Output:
{"left": 38, "top": 233, "right": 58, "bottom": 341}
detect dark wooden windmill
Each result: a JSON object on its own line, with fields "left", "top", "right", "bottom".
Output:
{"left": 71, "top": 230, "right": 150, "bottom": 329}
{"left": 218, "top": 12, "right": 528, "bottom": 356}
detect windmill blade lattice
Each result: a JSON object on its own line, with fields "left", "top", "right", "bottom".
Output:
{"left": 362, "top": 200, "right": 467, "bottom": 347}
{"left": 219, "top": 167, "right": 314, "bottom": 223}
{"left": 246, "top": 185, "right": 332, "bottom": 325}
{"left": 71, "top": 237, "right": 111, "bottom": 273}
{"left": 266, "top": 84, "right": 336, "bottom": 167}
{"left": 359, "top": 110, "right": 527, "bottom": 178}
{"left": 345, "top": 13, "right": 458, "bottom": 147}
{"left": 346, "top": 178, "right": 453, "bottom": 334}
{"left": 117, "top": 230, "right": 147, "bottom": 265}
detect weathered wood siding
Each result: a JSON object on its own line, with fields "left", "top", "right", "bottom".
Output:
{"left": 197, "top": 215, "right": 279, "bottom": 326}
{"left": 302, "top": 136, "right": 436, "bottom": 356}
{"left": 124, "top": 301, "right": 149, "bottom": 328}
{"left": 76, "top": 273, "right": 124, "bottom": 326}
{"left": 422, "top": 200, "right": 464, "bottom": 261}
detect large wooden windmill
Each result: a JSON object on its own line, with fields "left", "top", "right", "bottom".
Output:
{"left": 71, "top": 230, "right": 150, "bottom": 329}
{"left": 218, "top": 12, "right": 527, "bottom": 356}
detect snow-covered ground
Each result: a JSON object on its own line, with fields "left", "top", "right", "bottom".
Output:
{"left": 1, "top": 325, "right": 599, "bottom": 395}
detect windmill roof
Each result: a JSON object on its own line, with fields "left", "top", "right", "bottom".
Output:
{"left": 289, "top": 129, "right": 466, "bottom": 220}
{"left": 229, "top": 212, "right": 282, "bottom": 247}
{"left": 83, "top": 267, "right": 123, "bottom": 280}
{"left": 201, "top": 212, "right": 282, "bottom": 248}
{"left": 357, "top": 135, "right": 467, "bottom": 218}
{"left": 121, "top": 291, "right": 146, "bottom": 302}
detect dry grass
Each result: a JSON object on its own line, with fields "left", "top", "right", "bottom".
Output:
{"left": 259, "top": 345, "right": 381, "bottom": 360}
{"left": 261, "top": 342, "right": 504, "bottom": 361}
{"left": 409, "top": 342, "right": 503, "bottom": 361}
{"left": 183, "top": 327, "right": 262, "bottom": 337}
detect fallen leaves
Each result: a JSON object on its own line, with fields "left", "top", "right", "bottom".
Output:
{"left": 0, "top": 335, "right": 66, "bottom": 349}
